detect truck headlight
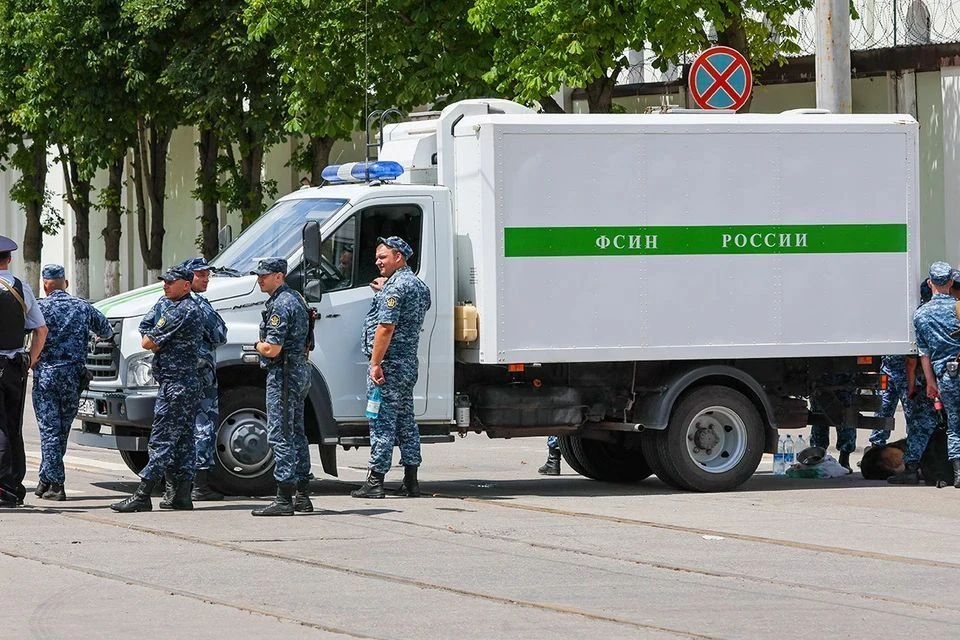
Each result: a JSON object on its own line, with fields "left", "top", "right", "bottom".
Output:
{"left": 128, "top": 352, "right": 158, "bottom": 388}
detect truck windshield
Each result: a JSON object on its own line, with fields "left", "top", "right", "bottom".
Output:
{"left": 210, "top": 197, "right": 347, "bottom": 275}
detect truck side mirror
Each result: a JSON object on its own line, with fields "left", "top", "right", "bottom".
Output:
{"left": 302, "top": 220, "right": 323, "bottom": 302}
{"left": 217, "top": 224, "right": 233, "bottom": 252}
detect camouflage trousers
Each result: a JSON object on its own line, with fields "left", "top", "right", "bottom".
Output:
{"left": 809, "top": 426, "right": 857, "bottom": 453}
{"left": 903, "top": 393, "right": 940, "bottom": 465}
{"left": 140, "top": 378, "right": 200, "bottom": 482}
{"left": 546, "top": 435, "right": 559, "bottom": 449}
{"left": 194, "top": 366, "right": 219, "bottom": 470}
{"left": 265, "top": 360, "right": 311, "bottom": 484}
{"left": 367, "top": 360, "right": 421, "bottom": 475}
{"left": 869, "top": 376, "right": 906, "bottom": 446}
{"left": 810, "top": 386, "right": 857, "bottom": 454}
{"left": 32, "top": 365, "right": 83, "bottom": 484}
{"left": 937, "top": 374, "right": 960, "bottom": 461}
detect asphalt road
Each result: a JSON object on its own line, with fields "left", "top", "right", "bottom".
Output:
{"left": 3, "top": 382, "right": 957, "bottom": 640}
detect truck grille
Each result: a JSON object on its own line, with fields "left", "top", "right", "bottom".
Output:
{"left": 86, "top": 319, "right": 122, "bottom": 380}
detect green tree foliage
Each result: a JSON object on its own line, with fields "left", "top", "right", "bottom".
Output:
{"left": 470, "top": 0, "right": 813, "bottom": 113}
{"left": 246, "top": 0, "right": 497, "bottom": 182}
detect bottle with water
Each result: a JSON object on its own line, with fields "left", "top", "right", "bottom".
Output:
{"left": 365, "top": 385, "right": 382, "bottom": 420}
{"left": 796, "top": 434, "right": 806, "bottom": 457}
{"left": 784, "top": 434, "right": 795, "bottom": 468}
{"left": 773, "top": 435, "right": 786, "bottom": 476}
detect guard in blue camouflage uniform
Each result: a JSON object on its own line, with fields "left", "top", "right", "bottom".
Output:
{"left": 112, "top": 265, "right": 202, "bottom": 513}
{"left": 911, "top": 261, "right": 960, "bottom": 487}
{"left": 32, "top": 264, "right": 112, "bottom": 501}
{"left": 538, "top": 436, "right": 561, "bottom": 475}
{"left": 0, "top": 236, "right": 47, "bottom": 508}
{"left": 353, "top": 236, "right": 431, "bottom": 499}
{"left": 181, "top": 257, "right": 227, "bottom": 501}
{"left": 250, "top": 257, "right": 313, "bottom": 516}
{"left": 809, "top": 373, "right": 858, "bottom": 470}
{"left": 885, "top": 280, "right": 939, "bottom": 483}
{"left": 870, "top": 281, "right": 934, "bottom": 449}
{"left": 868, "top": 355, "right": 907, "bottom": 448}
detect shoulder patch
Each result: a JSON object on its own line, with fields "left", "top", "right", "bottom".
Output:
{"left": 386, "top": 297, "right": 398, "bottom": 309}
{"left": 157, "top": 316, "right": 166, "bottom": 328}
{"left": 269, "top": 313, "right": 281, "bottom": 327}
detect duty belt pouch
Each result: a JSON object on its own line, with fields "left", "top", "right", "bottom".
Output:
{"left": 948, "top": 360, "right": 960, "bottom": 379}
{"left": 78, "top": 367, "right": 94, "bottom": 392}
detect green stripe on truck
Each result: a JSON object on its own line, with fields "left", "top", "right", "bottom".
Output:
{"left": 503, "top": 224, "right": 908, "bottom": 257}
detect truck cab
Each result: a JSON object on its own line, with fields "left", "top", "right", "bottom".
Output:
{"left": 76, "top": 181, "right": 455, "bottom": 495}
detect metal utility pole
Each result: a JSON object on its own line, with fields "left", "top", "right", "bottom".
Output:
{"left": 815, "top": 0, "right": 852, "bottom": 113}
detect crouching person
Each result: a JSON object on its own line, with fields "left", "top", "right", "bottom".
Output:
{"left": 112, "top": 265, "right": 201, "bottom": 513}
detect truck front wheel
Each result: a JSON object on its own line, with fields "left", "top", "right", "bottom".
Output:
{"left": 654, "top": 385, "right": 764, "bottom": 492}
{"left": 209, "top": 386, "right": 276, "bottom": 496}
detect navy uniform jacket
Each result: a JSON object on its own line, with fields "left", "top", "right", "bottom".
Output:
{"left": 140, "top": 295, "right": 202, "bottom": 382}
{"left": 37, "top": 290, "right": 112, "bottom": 369}
{"left": 361, "top": 266, "right": 431, "bottom": 362}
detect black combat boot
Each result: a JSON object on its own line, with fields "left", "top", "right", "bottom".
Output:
{"left": 838, "top": 451, "right": 852, "bottom": 471}
{"left": 158, "top": 476, "right": 194, "bottom": 511}
{"left": 159, "top": 472, "right": 177, "bottom": 509}
{"left": 191, "top": 469, "right": 224, "bottom": 501}
{"left": 538, "top": 447, "right": 561, "bottom": 476}
{"left": 397, "top": 465, "right": 420, "bottom": 497}
{"left": 887, "top": 462, "right": 919, "bottom": 485}
{"left": 41, "top": 483, "right": 67, "bottom": 501}
{"left": 110, "top": 479, "right": 157, "bottom": 513}
{"left": 293, "top": 479, "right": 314, "bottom": 512}
{"left": 251, "top": 483, "right": 295, "bottom": 516}
{"left": 953, "top": 460, "right": 960, "bottom": 489}
{"left": 34, "top": 481, "right": 50, "bottom": 497}
{"left": 351, "top": 470, "right": 385, "bottom": 499}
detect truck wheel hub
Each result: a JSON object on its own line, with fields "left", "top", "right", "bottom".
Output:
{"left": 216, "top": 409, "right": 273, "bottom": 476}
{"left": 685, "top": 405, "right": 747, "bottom": 474}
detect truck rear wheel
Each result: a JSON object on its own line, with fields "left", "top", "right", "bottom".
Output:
{"left": 562, "top": 435, "right": 652, "bottom": 482}
{"left": 557, "top": 435, "right": 591, "bottom": 477}
{"left": 210, "top": 386, "right": 276, "bottom": 496}
{"left": 639, "top": 431, "right": 685, "bottom": 489}
{"left": 655, "top": 385, "right": 763, "bottom": 492}
{"left": 119, "top": 450, "right": 147, "bottom": 476}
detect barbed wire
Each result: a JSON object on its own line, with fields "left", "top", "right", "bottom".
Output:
{"left": 621, "top": 0, "right": 960, "bottom": 85}
{"left": 793, "top": 0, "right": 960, "bottom": 52}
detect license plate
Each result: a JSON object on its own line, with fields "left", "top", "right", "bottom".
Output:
{"left": 77, "top": 399, "right": 95, "bottom": 417}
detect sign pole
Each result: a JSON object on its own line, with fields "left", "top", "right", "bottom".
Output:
{"left": 815, "top": 0, "right": 852, "bottom": 114}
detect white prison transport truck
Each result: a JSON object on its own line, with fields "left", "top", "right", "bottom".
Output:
{"left": 75, "top": 99, "right": 919, "bottom": 494}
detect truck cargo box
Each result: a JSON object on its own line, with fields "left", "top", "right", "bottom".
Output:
{"left": 449, "top": 112, "right": 919, "bottom": 365}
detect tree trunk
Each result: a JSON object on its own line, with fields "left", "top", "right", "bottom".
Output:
{"left": 103, "top": 156, "right": 124, "bottom": 298}
{"left": 60, "top": 153, "right": 92, "bottom": 300}
{"left": 134, "top": 117, "right": 171, "bottom": 277}
{"left": 239, "top": 136, "right": 264, "bottom": 230}
{"left": 309, "top": 135, "right": 335, "bottom": 186}
{"left": 197, "top": 126, "right": 220, "bottom": 259}
{"left": 16, "top": 139, "right": 48, "bottom": 293}
{"left": 584, "top": 73, "right": 618, "bottom": 113}
{"left": 538, "top": 95, "right": 566, "bottom": 113}
{"left": 715, "top": 4, "right": 754, "bottom": 112}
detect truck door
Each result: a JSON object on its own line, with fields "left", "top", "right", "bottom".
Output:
{"left": 306, "top": 197, "right": 437, "bottom": 420}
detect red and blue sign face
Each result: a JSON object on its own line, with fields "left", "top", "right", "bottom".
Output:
{"left": 689, "top": 46, "right": 753, "bottom": 111}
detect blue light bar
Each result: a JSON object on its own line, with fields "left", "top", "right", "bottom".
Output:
{"left": 321, "top": 161, "right": 404, "bottom": 184}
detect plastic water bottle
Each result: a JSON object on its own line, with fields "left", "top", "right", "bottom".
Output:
{"left": 365, "top": 385, "right": 382, "bottom": 420}
{"left": 773, "top": 436, "right": 786, "bottom": 475}
{"left": 796, "top": 434, "right": 806, "bottom": 456}
{"left": 784, "top": 435, "right": 795, "bottom": 468}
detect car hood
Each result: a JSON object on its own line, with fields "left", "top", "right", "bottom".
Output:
{"left": 94, "top": 275, "right": 259, "bottom": 318}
